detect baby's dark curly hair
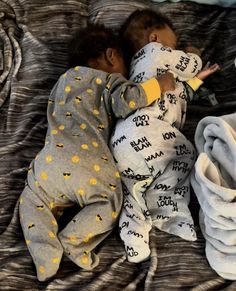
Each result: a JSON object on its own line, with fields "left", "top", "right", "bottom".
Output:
{"left": 68, "top": 23, "right": 122, "bottom": 68}
{"left": 120, "top": 8, "right": 173, "bottom": 67}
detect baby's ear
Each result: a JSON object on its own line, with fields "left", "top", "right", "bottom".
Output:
{"left": 149, "top": 31, "right": 159, "bottom": 43}
{"left": 105, "top": 48, "right": 115, "bottom": 65}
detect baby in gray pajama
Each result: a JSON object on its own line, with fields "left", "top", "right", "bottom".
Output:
{"left": 19, "top": 23, "right": 175, "bottom": 281}
{"left": 110, "top": 9, "right": 220, "bottom": 263}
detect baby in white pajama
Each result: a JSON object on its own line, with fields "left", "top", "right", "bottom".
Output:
{"left": 110, "top": 8, "right": 219, "bottom": 263}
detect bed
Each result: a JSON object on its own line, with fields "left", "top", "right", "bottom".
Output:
{"left": 1, "top": 0, "right": 236, "bottom": 289}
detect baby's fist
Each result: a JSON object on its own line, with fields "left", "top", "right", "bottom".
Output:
{"left": 157, "top": 72, "right": 175, "bottom": 93}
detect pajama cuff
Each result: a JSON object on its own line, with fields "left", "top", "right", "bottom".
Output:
{"left": 140, "top": 78, "right": 161, "bottom": 105}
{"left": 186, "top": 76, "right": 203, "bottom": 91}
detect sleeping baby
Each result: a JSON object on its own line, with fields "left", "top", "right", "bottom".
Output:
{"left": 19, "top": 23, "right": 175, "bottom": 281}
{"left": 110, "top": 8, "right": 220, "bottom": 263}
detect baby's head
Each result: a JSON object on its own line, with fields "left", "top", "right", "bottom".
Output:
{"left": 69, "top": 23, "right": 127, "bottom": 77}
{"left": 120, "top": 8, "right": 177, "bottom": 65}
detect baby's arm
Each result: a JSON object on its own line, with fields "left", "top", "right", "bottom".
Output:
{"left": 158, "top": 45, "right": 202, "bottom": 81}
{"left": 184, "top": 47, "right": 220, "bottom": 82}
{"left": 186, "top": 62, "right": 220, "bottom": 93}
{"left": 196, "top": 62, "right": 220, "bottom": 81}
{"left": 107, "top": 72, "right": 175, "bottom": 118}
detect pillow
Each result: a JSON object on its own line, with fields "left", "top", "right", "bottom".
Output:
{"left": 150, "top": 0, "right": 236, "bottom": 8}
{"left": 89, "top": 0, "right": 150, "bottom": 29}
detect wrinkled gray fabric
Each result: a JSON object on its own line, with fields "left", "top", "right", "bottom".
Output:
{"left": 1, "top": 0, "right": 236, "bottom": 289}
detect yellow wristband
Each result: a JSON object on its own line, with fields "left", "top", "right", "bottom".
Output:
{"left": 140, "top": 78, "right": 161, "bottom": 105}
{"left": 186, "top": 76, "right": 203, "bottom": 91}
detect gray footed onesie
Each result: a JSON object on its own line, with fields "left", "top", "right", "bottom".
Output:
{"left": 19, "top": 66, "right": 160, "bottom": 281}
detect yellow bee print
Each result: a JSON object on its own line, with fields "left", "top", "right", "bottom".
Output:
{"left": 81, "top": 251, "right": 89, "bottom": 265}
{"left": 49, "top": 201, "right": 55, "bottom": 209}
{"left": 59, "top": 194, "right": 67, "bottom": 199}
{"left": 115, "top": 171, "right": 120, "bottom": 178}
{"left": 83, "top": 233, "right": 93, "bottom": 243}
{"left": 36, "top": 205, "right": 44, "bottom": 211}
{"left": 28, "top": 223, "right": 35, "bottom": 229}
{"left": 75, "top": 76, "right": 82, "bottom": 81}
{"left": 96, "top": 78, "right": 102, "bottom": 85}
{"left": 93, "top": 164, "right": 100, "bottom": 172}
{"left": 66, "top": 112, "right": 72, "bottom": 118}
{"left": 93, "top": 109, "right": 99, "bottom": 115}
{"left": 65, "top": 85, "right": 71, "bottom": 93}
{"left": 39, "top": 266, "right": 45, "bottom": 273}
{"left": 81, "top": 144, "right": 88, "bottom": 150}
{"left": 75, "top": 96, "right": 82, "bottom": 103}
{"left": 112, "top": 211, "right": 118, "bottom": 219}
{"left": 52, "top": 258, "right": 60, "bottom": 264}
{"left": 58, "top": 125, "right": 65, "bottom": 131}
{"left": 101, "top": 155, "right": 108, "bottom": 161}
{"left": 109, "top": 184, "right": 117, "bottom": 191}
{"left": 59, "top": 100, "right": 65, "bottom": 106}
{"left": 89, "top": 178, "right": 97, "bottom": 185}
{"left": 56, "top": 143, "right": 64, "bottom": 148}
{"left": 63, "top": 172, "right": 71, "bottom": 180}
{"left": 92, "top": 141, "right": 99, "bottom": 148}
{"left": 51, "top": 129, "right": 58, "bottom": 135}
{"left": 51, "top": 220, "right": 57, "bottom": 226}
{"left": 71, "top": 155, "right": 80, "bottom": 163}
{"left": 97, "top": 124, "right": 105, "bottom": 131}
{"left": 129, "top": 100, "right": 136, "bottom": 109}
{"left": 77, "top": 189, "right": 85, "bottom": 196}
{"left": 96, "top": 214, "right": 103, "bottom": 222}
{"left": 105, "top": 84, "right": 111, "bottom": 90}
{"left": 80, "top": 123, "right": 86, "bottom": 130}
{"left": 40, "top": 171, "right": 48, "bottom": 180}
{"left": 101, "top": 193, "right": 108, "bottom": 199}
{"left": 69, "top": 236, "right": 77, "bottom": 243}
{"left": 48, "top": 231, "right": 56, "bottom": 238}
{"left": 45, "top": 155, "right": 53, "bottom": 163}
{"left": 48, "top": 99, "right": 54, "bottom": 104}
{"left": 87, "top": 89, "right": 93, "bottom": 94}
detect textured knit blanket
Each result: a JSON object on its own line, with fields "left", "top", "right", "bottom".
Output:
{"left": 1, "top": 0, "right": 236, "bottom": 289}
{"left": 191, "top": 113, "right": 236, "bottom": 280}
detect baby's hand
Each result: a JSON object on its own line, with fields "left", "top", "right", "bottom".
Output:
{"left": 197, "top": 62, "right": 220, "bottom": 80}
{"left": 157, "top": 72, "right": 175, "bottom": 92}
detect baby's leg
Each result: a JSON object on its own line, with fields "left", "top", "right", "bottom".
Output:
{"left": 58, "top": 170, "right": 123, "bottom": 270}
{"left": 145, "top": 131, "right": 197, "bottom": 241}
{"left": 110, "top": 115, "right": 155, "bottom": 263}
{"left": 19, "top": 185, "right": 63, "bottom": 282}
{"left": 119, "top": 178, "right": 152, "bottom": 263}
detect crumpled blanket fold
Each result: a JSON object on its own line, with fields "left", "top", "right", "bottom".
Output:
{"left": 191, "top": 112, "right": 236, "bottom": 280}
{"left": 0, "top": 1, "right": 22, "bottom": 107}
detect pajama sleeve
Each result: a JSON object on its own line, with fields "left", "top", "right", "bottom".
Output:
{"left": 157, "top": 45, "right": 202, "bottom": 81}
{"left": 184, "top": 76, "right": 204, "bottom": 101}
{"left": 186, "top": 76, "right": 203, "bottom": 91}
{"left": 105, "top": 73, "right": 161, "bottom": 118}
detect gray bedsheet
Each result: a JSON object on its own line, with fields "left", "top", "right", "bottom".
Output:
{"left": 1, "top": 0, "right": 236, "bottom": 289}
